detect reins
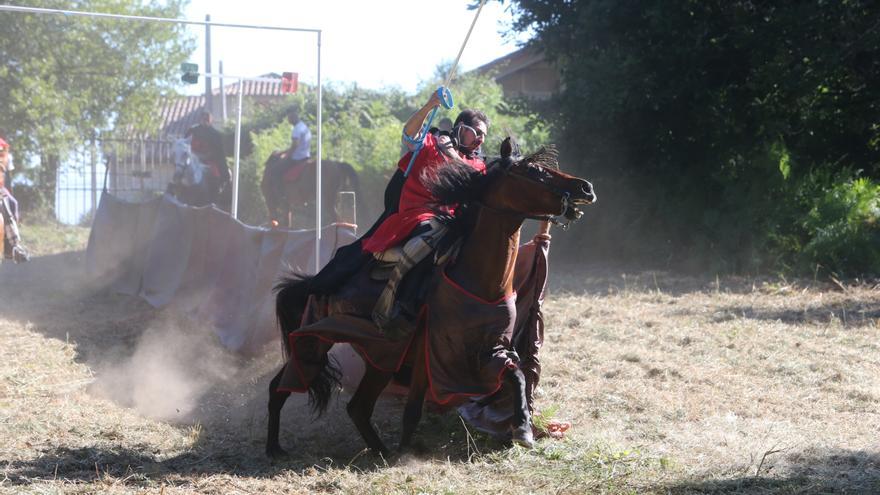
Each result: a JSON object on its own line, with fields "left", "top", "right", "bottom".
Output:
{"left": 474, "top": 162, "right": 579, "bottom": 230}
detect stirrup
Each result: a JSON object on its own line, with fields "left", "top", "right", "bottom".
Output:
{"left": 372, "top": 304, "right": 415, "bottom": 341}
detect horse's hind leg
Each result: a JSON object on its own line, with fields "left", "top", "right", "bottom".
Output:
{"left": 266, "top": 367, "right": 292, "bottom": 458}
{"left": 504, "top": 367, "right": 535, "bottom": 448}
{"left": 346, "top": 366, "right": 393, "bottom": 456}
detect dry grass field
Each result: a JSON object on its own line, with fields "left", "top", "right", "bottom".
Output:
{"left": 1, "top": 225, "right": 878, "bottom": 494}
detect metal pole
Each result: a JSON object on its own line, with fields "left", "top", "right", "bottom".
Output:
{"left": 443, "top": 0, "right": 488, "bottom": 89}
{"left": 0, "top": 5, "right": 321, "bottom": 33}
{"left": 315, "top": 30, "right": 323, "bottom": 273}
{"left": 232, "top": 78, "right": 243, "bottom": 219}
{"left": 219, "top": 60, "right": 227, "bottom": 123}
{"left": 205, "top": 14, "right": 213, "bottom": 113}
{"left": 90, "top": 134, "right": 97, "bottom": 215}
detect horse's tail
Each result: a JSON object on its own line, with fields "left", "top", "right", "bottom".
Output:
{"left": 274, "top": 274, "right": 313, "bottom": 359}
{"left": 273, "top": 274, "right": 341, "bottom": 416}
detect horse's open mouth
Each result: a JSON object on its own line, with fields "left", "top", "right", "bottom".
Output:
{"left": 563, "top": 196, "right": 595, "bottom": 222}
{"left": 563, "top": 206, "right": 584, "bottom": 221}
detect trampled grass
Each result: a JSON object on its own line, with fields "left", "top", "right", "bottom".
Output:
{"left": 1, "top": 232, "right": 878, "bottom": 494}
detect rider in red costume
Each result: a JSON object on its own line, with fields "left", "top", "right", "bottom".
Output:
{"left": 0, "top": 137, "right": 28, "bottom": 262}
{"left": 365, "top": 91, "right": 490, "bottom": 331}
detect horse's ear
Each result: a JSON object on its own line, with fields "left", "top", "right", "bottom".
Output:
{"left": 500, "top": 137, "right": 513, "bottom": 160}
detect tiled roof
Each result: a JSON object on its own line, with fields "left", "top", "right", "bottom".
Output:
{"left": 157, "top": 94, "right": 208, "bottom": 137}
{"left": 156, "top": 74, "right": 287, "bottom": 137}
{"left": 218, "top": 77, "right": 285, "bottom": 97}
{"left": 474, "top": 46, "right": 546, "bottom": 80}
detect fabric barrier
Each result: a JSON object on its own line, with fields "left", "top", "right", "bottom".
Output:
{"left": 86, "top": 193, "right": 357, "bottom": 353}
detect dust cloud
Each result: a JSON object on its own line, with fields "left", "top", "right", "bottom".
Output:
{"left": 89, "top": 316, "right": 242, "bottom": 422}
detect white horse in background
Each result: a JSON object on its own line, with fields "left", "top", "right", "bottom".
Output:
{"left": 172, "top": 137, "right": 207, "bottom": 188}
{"left": 169, "top": 137, "right": 213, "bottom": 207}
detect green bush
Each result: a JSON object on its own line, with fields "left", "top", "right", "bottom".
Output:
{"left": 231, "top": 74, "right": 552, "bottom": 229}
{"left": 799, "top": 175, "right": 880, "bottom": 277}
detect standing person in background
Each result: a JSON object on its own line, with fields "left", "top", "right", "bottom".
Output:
{"left": 0, "top": 137, "right": 12, "bottom": 192}
{"left": 0, "top": 137, "right": 19, "bottom": 222}
{"left": 0, "top": 136, "right": 28, "bottom": 262}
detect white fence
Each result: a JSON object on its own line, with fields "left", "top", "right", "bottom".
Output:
{"left": 56, "top": 137, "right": 175, "bottom": 225}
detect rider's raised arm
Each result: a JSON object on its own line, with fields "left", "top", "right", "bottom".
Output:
{"left": 402, "top": 92, "right": 442, "bottom": 152}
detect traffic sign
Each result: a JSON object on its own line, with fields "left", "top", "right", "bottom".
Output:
{"left": 181, "top": 62, "right": 199, "bottom": 84}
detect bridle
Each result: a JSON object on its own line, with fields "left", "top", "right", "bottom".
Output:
{"left": 476, "top": 159, "right": 583, "bottom": 230}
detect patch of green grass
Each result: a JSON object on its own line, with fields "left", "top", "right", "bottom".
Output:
{"left": 18, "top": 221, "right": 90, "bottom": 257}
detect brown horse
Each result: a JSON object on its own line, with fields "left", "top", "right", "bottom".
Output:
{"left": 260, "top": 154, "right": 360, "bottom": 228}
{"left": 266, "top": 138, "right": 595, "bottom": 457}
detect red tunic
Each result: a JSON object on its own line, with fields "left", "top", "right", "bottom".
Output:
{"left": 362, "top": 133, "right": 486, "bottom": 253}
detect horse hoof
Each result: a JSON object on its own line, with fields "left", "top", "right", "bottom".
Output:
{"left": 266, "top": 444, "right": 289, "bottom": 459}
{"left": 511, "top": 425, "right": 535, "bottom": 449}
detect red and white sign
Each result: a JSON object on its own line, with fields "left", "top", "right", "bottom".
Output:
{"left": 281, "top": 72, "right": 298, "bottom": 94}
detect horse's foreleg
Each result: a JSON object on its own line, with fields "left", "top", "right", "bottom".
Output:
{"left": 266, "top": 367, "right": 292, "bottom": 458}
{"left": 346, "top": 366, "right": 393, "bottom": 456}
{"left": 504, "top": 367, "right": 535, "bottom": 448}
{"left": 399, "top": 337, "right": 428, "bottom": 451}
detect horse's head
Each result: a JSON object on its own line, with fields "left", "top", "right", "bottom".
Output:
{"left": 486, "top": 138, "right": 594, "bottom": 226}
{"left": 426, "top": 137, "right": 595, "bottom": 228}
{"left": 172, "top": 137, "right": 204, "bottom": 187}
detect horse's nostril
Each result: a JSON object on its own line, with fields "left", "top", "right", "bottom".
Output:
{"left": 580, "top": 182, "right": 595, "bottom": 202}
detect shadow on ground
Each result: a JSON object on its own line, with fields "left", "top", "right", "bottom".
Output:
{"left": 1, "top": 251, "right": 514, "bottom": 483}
{"left": 663, "top": 449, "right": 880, "bottom": 494}
{"left": 716, "top": 302, "right": 880, "bottom": 327}
{"left": 4, "top": 406, "right": 510, "bottom": 485}
{"left": 550, "top": 261, "right": 879, "bottom": 298}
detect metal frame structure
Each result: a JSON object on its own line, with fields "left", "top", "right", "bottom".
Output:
{"left": 0, "top": 4, "right": 327, "bottom": 270}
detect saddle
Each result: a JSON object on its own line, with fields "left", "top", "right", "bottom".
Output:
{"left": 283, "top": 161, "right": 309, "bottom": 183}
{"left": 369, "top": 236, "right": 461, "bottom": 282}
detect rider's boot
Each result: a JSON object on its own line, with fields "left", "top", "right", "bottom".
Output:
{"left": 2, "top": 216, "right": 28, "bottom": 263}
{"left": 0, "top": 192, "right": 27, "bottom": 263}
{"left": 372, "top": 220, "right": 447, "bottom": 339}
{"left": 11, "top": 243, "right": 29, "bottom": 263}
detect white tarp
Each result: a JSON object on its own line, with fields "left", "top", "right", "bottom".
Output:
{"left": 86, "top": 193, "right": 357, "bottom": 353}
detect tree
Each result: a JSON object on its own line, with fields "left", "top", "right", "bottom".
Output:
{"left": 0, "top": 0, "right": 195, "bottom": 206}
{"left": 233, "top": 72, "right": 551, "bottom": 227}
{"left": 504, "top": 0, "right": 880, "bottom": 272}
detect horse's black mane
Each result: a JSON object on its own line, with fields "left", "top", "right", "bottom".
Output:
{"left": 423, "top": 157, "right": 507, "bottom": 206}
{"left": 424, "top": 145, "right": 559, "bottom": 207}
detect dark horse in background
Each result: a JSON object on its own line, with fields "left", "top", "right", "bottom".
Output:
{"left": 261, "top": 153, "right": 360, "bottom": 228}
{"left": 266, "top": 138, "right": 595, "bottom": 457}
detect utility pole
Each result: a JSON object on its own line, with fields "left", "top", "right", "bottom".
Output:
{"left": 204, "top": 14, "right": 213, "bottom": 113}
{"left": 219, "top": 60, "right": 227, "bottom": 122}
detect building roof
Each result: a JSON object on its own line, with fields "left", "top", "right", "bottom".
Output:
{"left": 217, "top": 75, "right": 286, "bottom": 97}
{"left": 157, "top": 74, "right": 287, "bottom": 137}
{"left": 474, "top": 46, "right": 547, "bottom": 80}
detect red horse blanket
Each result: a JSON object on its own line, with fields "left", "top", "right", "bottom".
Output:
{"left": 277, "top": 271, "right": 517, "bottom": 405}
{"left": 422, "top": 272, "right": 518, "bottom": 404}
{"left": 277, "top": 236, "right": 549, "bottom": 414}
